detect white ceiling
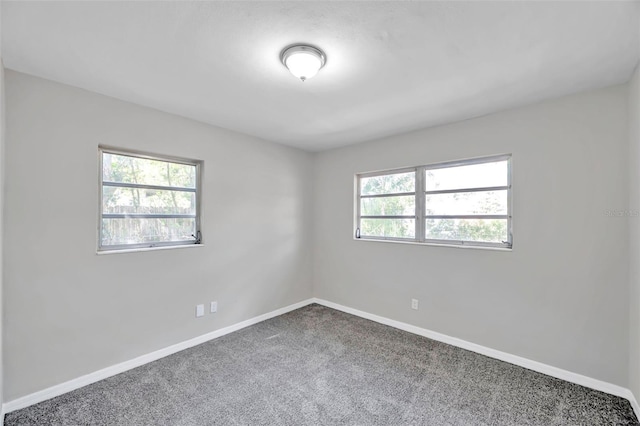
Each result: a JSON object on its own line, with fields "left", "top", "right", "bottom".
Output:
{"left": 3, "top": 1, "right": 639, "bottom": 151}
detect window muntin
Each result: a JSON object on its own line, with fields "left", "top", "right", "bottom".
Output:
{"left": 356, "top": 155, "right": 511, "bottom": 248}
{"left": 99, "top": 147, "right": 202, "bottom": 251}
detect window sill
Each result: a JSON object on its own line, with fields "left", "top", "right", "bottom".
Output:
{"left": 353, "top": 238, "right": 512, "bottom": 251}
{"left": 96, "top": 244, "right": 205, "bottom": 255}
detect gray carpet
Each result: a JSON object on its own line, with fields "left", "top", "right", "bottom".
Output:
{"left": 5, "top": 304, "right": 638, "bottom": 425}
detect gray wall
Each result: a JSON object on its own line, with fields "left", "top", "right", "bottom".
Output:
{"left": 630, "top": 63, "right": 640, "bottom": 402}
{"left": 313, "top": 85, "right": 630, "bottom": 386}
{"left": 3, "top": 71, "right": 314, "bottom": 401}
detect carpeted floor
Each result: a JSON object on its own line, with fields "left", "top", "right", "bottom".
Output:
{"left": 5, "top": 304, "right": 639, "bottom": 425}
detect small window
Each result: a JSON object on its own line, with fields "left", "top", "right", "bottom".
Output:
{"left": 358, "top": 169, "right": 417, "bottom": 239}
{"left": 356, "top": 155, "right": 512, "bottom": 249}
{"left": 99, "top": 147, "right": 202, "bottom": 251}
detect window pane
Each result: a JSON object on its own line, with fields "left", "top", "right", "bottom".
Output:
{"left": 361, "top": 172, "right": 415, "bottom": 195}
{"left": 103, "top": 186, "right": 196, "bottom": 215}
{"left": 101, "top": 218, "right": 196, "bottom": 246}
{"left": 425, "top": 190, "right": 507, "bottom": 216}
{"left": 425, "top": 218, "right": 508, "bottom": 243}
{"left": 361, "top": 195, "right": 415, "bottom": 216}
{"left": 361, "top": 218, "right": 415, "bottom": 239}
{"left": 425, "top": 161, "right": 507, "bottom": 191}
{"left": 103, "top": 153, "right": 196, "bottom": 188}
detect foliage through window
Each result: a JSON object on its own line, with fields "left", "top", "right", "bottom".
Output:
{"left": 99, "top": 147, "right": 202, "bottom": 251}
{"left": 356, "top": 155, "right": 512, "bottom": 248}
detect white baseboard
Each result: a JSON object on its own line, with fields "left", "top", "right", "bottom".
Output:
{"left": 629, "top": 392, "right": 640, "bottom": 423}
{"left": 2, "top": 298, "right": 316, "bottom": 414}
{"left": 311, "top": 297, "right": 640, "bottom": 419}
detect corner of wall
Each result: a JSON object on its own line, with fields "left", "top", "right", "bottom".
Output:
{"left": 0, "top": 64, "right": 5, "bottom": 421}
{"left": 628, "top": 29, "right": 640, "bottom": 414}
{"left": 309, "top": 150, "right": 319, "bottom": 298}
{"left": 0, "top": 61, "right": 5, "bottom": 424}
{"left": 1, "top": 0, "right": 6, "bottom": 417}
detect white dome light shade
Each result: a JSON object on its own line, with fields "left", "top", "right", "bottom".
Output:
{"left": 280, "top": 45, "right": 326, "bottom": 82}
{"left": 285, "top": 52, "right": 321, "bottom": 80}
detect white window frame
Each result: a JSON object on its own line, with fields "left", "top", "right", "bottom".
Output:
{"left": 98, "top": 146, "right": 203, "bottom": 252}
{"left": 355, "top": 154, "right": 512, "bottom": 249}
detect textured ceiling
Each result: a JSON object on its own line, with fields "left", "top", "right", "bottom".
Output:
{"left": 3, "top": 1, "right": 640, "bottom": 151}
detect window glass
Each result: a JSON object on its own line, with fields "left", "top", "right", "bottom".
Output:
{"left": 425, "top": 218, "right": 508, "bottom": 244}
{"left": 360, "top": 219, "right": 416, "bottom": 239}
{"left": 424, "top": 190, "right": 508, "bottom": 216}
{"left": 361, "top": 172, "right": 415, "bottom": 195}
{"left": 425, "top": 161, "right": 507, "bottom": 192}
{"left": 361, "top": 196, "right": 415, "bottom": 216}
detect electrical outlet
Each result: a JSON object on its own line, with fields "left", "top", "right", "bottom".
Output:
{"left": 411, "top": 299, "right": 419, "bottom": 310}
{"left": 196, "top": 304, "right": 204, "bottom": 317}
{"left": 210, "top": 301, "right": 218, "bottom": 313}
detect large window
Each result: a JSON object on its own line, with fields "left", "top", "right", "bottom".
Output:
{"left": 99, "top": 147, "right": 202, "bottom": 251}
{"left": 356, "top": 155, "right": 511, "bottom": 248}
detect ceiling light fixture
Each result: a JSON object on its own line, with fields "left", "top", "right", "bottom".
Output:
{"left": 280, "top": 44, "right": 326, "bottom": 82}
